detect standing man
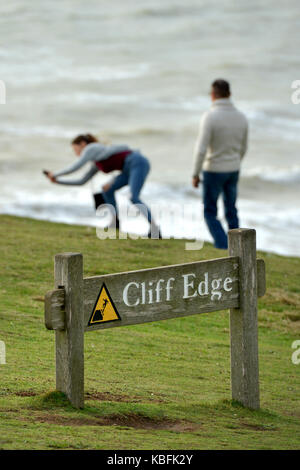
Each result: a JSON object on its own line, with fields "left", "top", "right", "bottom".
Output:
{"left": 192, "top": 79, "right": 248, "bottom": 249}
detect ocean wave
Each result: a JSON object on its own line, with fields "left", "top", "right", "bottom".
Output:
{"left": 0, "top": 122, "right": 174, "bottom": 140}
{"left": 242, "top": 166, "right": 300, "bottom": 184}
{"left": 134, "top": 5, "right": 197, "bottom": 18}
{"left": 55, "top": 93, "right": 141, "bottom": 105}
{"left": 0, "top": 123, "right": 79, "bottom": 139}
{"left": 6, "top": 63, "right": 151, "bottom": 86}
{"left": 5, "top": 83, "right": 300, "bottom": 142}
{"left": 10, "top": 89, "right": 210, "bottom": 113}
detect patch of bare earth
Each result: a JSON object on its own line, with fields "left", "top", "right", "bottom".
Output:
{"left": 267, "top": 289, "right": 300, "bottom": 308}
{"left": 240, "top": 421, "right": 278, "bottom": 431}
{"left": 85, "top": 391, "right": 165, "bottom": 404}
{"left": 30, "top": 412, "right": 199, "bottom": 432}
{"left": 14, "top": 390, "right": 38, "bottom": 397}
{"left": 281, "top": 410, "right": 300, "bottom": 420}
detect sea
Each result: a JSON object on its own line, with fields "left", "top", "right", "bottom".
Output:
{"left": 0, "top": 0, "right": 300, "bottom": 256}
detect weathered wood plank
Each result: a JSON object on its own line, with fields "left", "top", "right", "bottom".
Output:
{"left": 44, "top": 288, "right": 65, "bottom": 330}
{"left": 229, "top": 229, "right": 260, "bottom": 410}
{"left": 83, "top": 257, "right": 240, "bottom": 331}
{"left": 54, "top": 253, "right": 84, "bottom": 409}
{"left": 44, "top": 257, "right": 266, "bottom": 332}
{"left": 257, "top": 259, "right": 266, "bottom": 298}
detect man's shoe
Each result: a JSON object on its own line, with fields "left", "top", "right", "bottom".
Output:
{"left": 147, "top": 228, "right": 162, "bottom": 239}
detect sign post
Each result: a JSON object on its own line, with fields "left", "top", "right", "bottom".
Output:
{"left": 44, "top": 229, "right": 265, "bottom": 410}
{"left": 49, "top": 253, "right": 84, "bottom": 409}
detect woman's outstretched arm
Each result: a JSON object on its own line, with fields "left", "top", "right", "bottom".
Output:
{"left": 53, "top": 143, "right": 130, "bottom": 178}
{"left": 55, "top": 165, "right": 98, "bottom": 185}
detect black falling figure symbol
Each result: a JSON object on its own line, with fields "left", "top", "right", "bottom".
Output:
{"left": 95, "top": 298, "right": 109, "bottom": 321}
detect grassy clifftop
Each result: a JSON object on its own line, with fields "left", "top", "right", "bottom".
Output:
{"left": 0, "top": 215, "right": 299, "bottom": 449}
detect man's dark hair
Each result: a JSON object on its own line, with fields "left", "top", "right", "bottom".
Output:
{"left": 212, "top": 79, "right": 231, "bottom": 98}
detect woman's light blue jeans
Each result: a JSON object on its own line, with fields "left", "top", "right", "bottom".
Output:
{"left": 102, "top": 151, "right": 152, "bottom": 223}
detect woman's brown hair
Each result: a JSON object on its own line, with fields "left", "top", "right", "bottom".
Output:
{"left": 71, "top": 133, "right": 98, "bottom": 145}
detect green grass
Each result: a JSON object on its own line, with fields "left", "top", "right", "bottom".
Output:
{"left": 0, "top": 214, "right": 299, "bottom": 450}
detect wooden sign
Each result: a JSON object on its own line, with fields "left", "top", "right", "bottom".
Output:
{"left": 44, "top": 229, "right": 266, "bottom": 410}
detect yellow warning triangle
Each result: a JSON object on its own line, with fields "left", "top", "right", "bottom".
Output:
{"left": 88, "top": 283, "right": 121, "bottom": 326}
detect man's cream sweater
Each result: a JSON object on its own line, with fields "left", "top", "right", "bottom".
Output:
{"left": 192, "top": 98, "right": 248, "bottom": 176}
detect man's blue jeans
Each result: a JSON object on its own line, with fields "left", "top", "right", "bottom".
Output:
{"left": 202, "top": 170, "right": 239, "bottom": 249}
{"left": 102, "top": 151, "right": 152, "bottom": 223}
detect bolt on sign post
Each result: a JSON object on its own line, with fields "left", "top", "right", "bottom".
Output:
{"left": 45, "top": 228, "right": 266, "bottom": 410}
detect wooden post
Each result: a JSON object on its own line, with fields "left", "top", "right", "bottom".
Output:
{"left": 45, "top": 288, "right": 65, "bottom": 331}
{"left": 54, "top": 253, "right": 84, "bottom": 408}
{"left": 228, "top": 229, "right": 260, "bottom": 409}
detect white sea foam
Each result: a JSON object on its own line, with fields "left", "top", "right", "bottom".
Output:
{"left": 5, "top": 63, "right": 151, "bottom": 87}
{"left": 242, "top": 166, "right": 300, "bottom": 184}
{"left": 1, "top": 181, "right": 299, "bottom": 257}
{"left": 0, "top": 124, "right": 80, "bottom": 139}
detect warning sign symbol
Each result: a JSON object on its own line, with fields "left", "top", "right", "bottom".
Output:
{"left": 88, "top": 283, "right": 121, "bottom": 326}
